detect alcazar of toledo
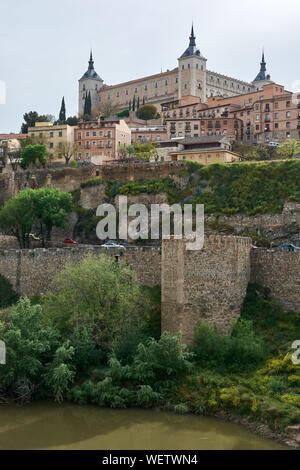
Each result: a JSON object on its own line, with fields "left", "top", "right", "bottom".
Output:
{"left": 78, "top": 25, "right": 272, "bottom": 116}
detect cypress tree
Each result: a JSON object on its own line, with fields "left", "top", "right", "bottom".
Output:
{"left": 137, "top": 96, "right": 140, "bottom": 109}
{"left": 59, "top": 96, "right": 66, "bottom": 122}
{"left": 132, "top": 95, "right": 136, "bottom": 112}
{"left": 129, "top": 99, "right": 132, "bottom": 111}
{"left": 85, "top": 91, "right": 92, "bottom": 116}
{"left": 83, "top": 93, "right": 88, "bottom": 116}
{"left": 142, "top": 96, "right": 145, "bottom": 106}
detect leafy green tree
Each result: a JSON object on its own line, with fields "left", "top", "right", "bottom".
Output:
{"left": 277, "top": 139, "right": 300, "bottom": 158}
{"left": 0, "top": 298, "right": 60, "bottom": 394}
{"left": 59, "top": 97, "right": 66, "bottom": 122}
{"left": 66, "top": 116, "right": 79, "bottom": 126}
{"left": 0, "top": 187, "right": 73, "bottom": 248}
{"left": 31, "top": 187, "right": 73, "bottom": 245}
{"left": 117, "top": 109, "right": 130, "bottom": 118}
{"left": 21, "top": 112, "right": 53, "bottom": 134}
{"left": 43, "top": 255, "right": 147, "bottom": 349}
{"left": 136, "top": 104, "right": 158, "bottom": 123}
{"left": 117, "top": 143, "right": 135, "bottom": 158}
{"left": 134, "top": 141, "right": 159, "bottom": 161}
{"left": 0, "top": 189, "right": 36, "bottom": 248}
{"left": 21, "top": 144, "right": 48, "bottom": 169}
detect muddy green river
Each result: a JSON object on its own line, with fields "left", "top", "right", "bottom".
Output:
{"left": 0, "top": 402, "right": 286, "bottom": 450}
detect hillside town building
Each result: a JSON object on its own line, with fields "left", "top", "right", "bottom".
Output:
{"left": 74, "top": 118, "right": 131, "bottom": 164}
{"left": 28, "top": 122, "right": 75, "bottom": 161}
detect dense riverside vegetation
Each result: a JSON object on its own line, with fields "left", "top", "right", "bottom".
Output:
{"left": 79, "top": 160, "right": 300, "bottom": 216}
{"left": 0, "top": 255, "right": 300, "bottom": 432}
{"left": 0, "top": 258, "right": 300, "bottom": 438}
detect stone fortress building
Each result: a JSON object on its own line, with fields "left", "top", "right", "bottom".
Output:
{"left": 78, "top": 26, "right": 272, "bottom": 116}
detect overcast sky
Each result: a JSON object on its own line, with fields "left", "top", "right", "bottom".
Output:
{"left": 1, "top": 0, "right": 300, "bottom": 133}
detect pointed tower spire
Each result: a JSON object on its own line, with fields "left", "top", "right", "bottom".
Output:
{"left": 88, "top": 50, "right": 94, "bottom": 70}
{"left": 260, "top": 48, "right": 266, "bottom": 73}
{"left": 189, "top": 23, "right": 196, "bottom": 47}
{"left": 253, "top": 49, "right": 271, "bottom": 83}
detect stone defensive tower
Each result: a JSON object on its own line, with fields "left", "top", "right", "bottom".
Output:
{"left": 78, "top": 51, "right": 104, "bottom": 116}
{"left": 161, "top": 235, "right": 252, "bottom": 345}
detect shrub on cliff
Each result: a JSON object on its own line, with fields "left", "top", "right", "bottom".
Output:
{"left": 184, "top": 159, "right": 300, "bottom": 215}
{"left": 43, "top": 255, "right": 149, "bottom": 351}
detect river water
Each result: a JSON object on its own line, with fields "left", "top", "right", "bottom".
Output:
{"left": 0, "top": 402, "right": 286, "bottom": 450}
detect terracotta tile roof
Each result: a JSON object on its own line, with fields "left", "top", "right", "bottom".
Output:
{"left": 0, "top": 133, "right": 26, "bottom": 140}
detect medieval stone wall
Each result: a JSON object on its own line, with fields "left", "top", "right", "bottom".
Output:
{"left": 251, "top": 249, "right": 300, "bottom": 312}
{"left": 1, "top": 238, "right": 299, "bottom": 345}
{"left": 0, "top": 246, "right": 161, "bottom": 297}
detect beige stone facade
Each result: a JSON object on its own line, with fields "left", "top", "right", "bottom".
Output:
{"left": 28, "top": 122, "right": 75, "bottom": 161}
{"left": 171, "top": 148, "right": 241, "bottom": 165}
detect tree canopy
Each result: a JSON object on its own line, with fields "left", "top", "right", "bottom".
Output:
{"left": 21, "top": 112, "right": 54, "bottom": 134}
{"left": 277, "top": 139, "right": 300, "bottom": 158}
{"left": 21, "top": 144, "right": 48, "bottom": 169}
{"left": 136, "top": 104, "right": 158, "bottom": 122}
{"left": 0, "top": 187, "right": 73, "bottom": 248}
{"left": 43, "top": 255, "right": 147, "bottom": 348}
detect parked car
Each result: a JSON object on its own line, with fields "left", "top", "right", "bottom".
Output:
{"left": 63, "top": 239, "right": 79, "bottom": 245}
{"left": 102, "top": 241, "right": 126, "bottom": 249}
{"left": 279, "top": 244, "right": 299, "bottom": 252}
{"left": 268, "top": 142, "right": 280, "bottom": 147}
